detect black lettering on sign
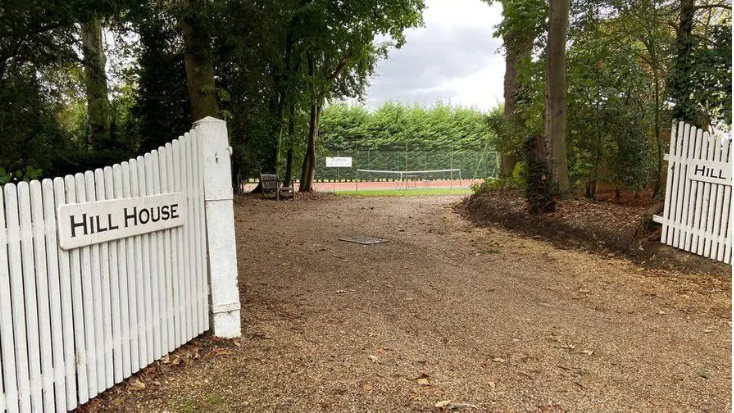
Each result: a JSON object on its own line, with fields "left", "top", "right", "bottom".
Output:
{"left": 108, "top": 214, "right": 119, "bottom": 230}
{"left": 170, "top": 204, "right": 179, "bottom": 219}
{"left": 151, "top": 206, "right": 160, "bottom": 223}
{"left": 95, "top": 215, "right": 107, "bottom": 233}
{"left": 161, "top": 205, "right": 170, "bottom": 220}
{"left": 70, "top": 213, "right": 88, "bottom": 238}
{"left": 124, "top": 207, "right": 137, "bottom": 228}
{"left": 139, "top": 208, "right": 150, "bottom": 224}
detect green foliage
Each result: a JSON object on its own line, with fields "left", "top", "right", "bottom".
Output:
{"left": 128, "top": 3, "right": 192, "bottom": 153}
{"left": 0, "top": 0, "right": 730, "bottom": 194}
{"left": 524, "top": 156, "right": 557, "bottom": 214}
{"left": 320, "top": 101, "right": 493, "bottom": 152}
{"left": 470, "top": 177, "right": 523, "bottom": 195}
{"left": 671, "top": 21, "right": 732, "bottom": 126}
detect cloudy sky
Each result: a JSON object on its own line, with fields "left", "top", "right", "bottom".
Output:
{"left": 364, "top": 0, "right": 504, "bottom": 111}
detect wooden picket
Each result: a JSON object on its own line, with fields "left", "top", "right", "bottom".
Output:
{"left": 0, "top": 124, "right": 216, "bottom": 412}
{"left": 655, "top": 120, "right": 733, "bottom": 263}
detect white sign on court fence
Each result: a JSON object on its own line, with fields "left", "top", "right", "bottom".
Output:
{"left": 57, "top": 193, "right": 186, "bottom": 250}
{"left": 326, "top": 157, "right": 352, "bottom": 167}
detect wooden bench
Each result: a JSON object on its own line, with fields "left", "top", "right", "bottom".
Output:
{"left": 260, "top": 173, "right": 295, "bottom": 201}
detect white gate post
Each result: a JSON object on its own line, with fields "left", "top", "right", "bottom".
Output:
{"left": 194, "top": 116, "right": 241, "bottom": 338}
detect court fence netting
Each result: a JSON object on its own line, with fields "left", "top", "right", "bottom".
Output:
{"left": 313, "top": 150, "right": 500, "bottom": 182}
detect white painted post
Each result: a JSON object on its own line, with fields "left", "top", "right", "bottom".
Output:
{"left": 194, "top": 116, "right": 241, "bottom": 338}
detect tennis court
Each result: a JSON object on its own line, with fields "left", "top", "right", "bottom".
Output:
{"left": 240, "top": 178, "right": 483, "bottom": 193}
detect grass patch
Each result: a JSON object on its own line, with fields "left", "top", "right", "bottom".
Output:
{"left": 335, "top": 188, "right": 472, "bottom": 197}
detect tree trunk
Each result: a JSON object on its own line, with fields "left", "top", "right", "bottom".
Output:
{"left": 283, "top": 104, "right": 296, "bottom": 186}
{"left": 500, "top": 42, "right": 520, "bottom": 178}
{"left": 526, "top": 134, "right": 556, "bottom": 214}
{"left": 265, "top": 29, "right": 297, "bottom": 174}
{"left": 268, "top": 96, "right": 286, "bottom": 173}
{"left": 181, "top": 0, "right": 218, "bottom": 122}
{"left": 80, "top": 15, "right": 111, "bottom": 150}
{"left": 299, "top": 149, "right": 309, "bottom": 189}
{"left": 544, "top": 0, "right": 570, "bottom": 193}
{"left": 652, "top": 66, "right": 664, "bottom": 200}
{"left": 671, "top": 0, "right": 696, "bottom": 123}
{"left": 300, "top": 102, "right": 322, "bottom": 192}
{"left": 585, "top": 180, "right": 597, "bottom": 199}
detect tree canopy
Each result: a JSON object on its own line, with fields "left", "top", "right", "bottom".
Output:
{"left": 0, "top": 0, "right": 730, "bottom": 200}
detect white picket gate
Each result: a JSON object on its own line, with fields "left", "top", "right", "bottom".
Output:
{"left": 0, "top": 117, "right": 241, "bottom": 412}
{"left": 654, "top": 120, "right": 733, "bottom": 263}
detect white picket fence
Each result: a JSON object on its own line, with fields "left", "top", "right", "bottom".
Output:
{"left": 654, "top": 120, "right": 732, "bottom": 263}
{"left": 0, "top": 117, "right": 241, "bottom": 412}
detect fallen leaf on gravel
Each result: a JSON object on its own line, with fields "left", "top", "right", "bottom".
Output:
{"left": 581, "top": 350, "right": 593, "bottom": 355}
{"left": 650, "top": 400, "right": 662, "bottom": 406}
{"left": 435, "top": 400, "right": 451, "bottom": 408}
{"left": 492, "top": 357, "right": 506, "bottom": 363}
{"left": 697, "top": 371, "right": 709, "bottom": 379}
{"left": 127, "top": 379, "right": 145, "bottom": 391}
{"left": 207, "top": 348, "right": 232, "bottom": 358}
{"left": 368, "top": 355, "right": 378, "bottom": 362}
{"left": 417, "top": 378, "right": 430, "bottom": 386}
{"left": 489, "top": 381, "right": 496, "bottom": 389}
{"left": 448, "top": 403, "right": 478, "bottom": 410}
{"left": 363, "top": 384, "right": 373, "bottom": 392}
{"left": 657, "top": 310, "right": 667, "bottom": 315}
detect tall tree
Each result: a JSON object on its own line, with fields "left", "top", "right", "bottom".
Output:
{"left": 80, "top": 15, "right": 111, "bottom": 149}
{"left": 544, "top": 0, "right": 570, "bottom": 192}
{"left": 671, "top": 0, "right": 697, "bottom": 124}
{"left": 130, "top": 2, "right": 191, "bottom": 152}
{"left": 297, "top": 0, "right": 425, "bottom": 192}
{"left": 486, "top": 0, "right": 545, "bottom": 178}
{"left": 181, "top": 0, "right": 218, "bottom": 122}
{"left": 670, "top": 0, "right": 732, "bottom": 126}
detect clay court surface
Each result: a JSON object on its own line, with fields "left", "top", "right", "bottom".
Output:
{"left": 102, "top": 195, "right": 731, "bottom": 412}
{"left": 241, "top": 179, "right": 482, "bottom": 192}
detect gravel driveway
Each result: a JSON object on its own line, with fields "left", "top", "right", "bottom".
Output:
{"left": 116, "top": 195, "right": 731, "bottom": 413}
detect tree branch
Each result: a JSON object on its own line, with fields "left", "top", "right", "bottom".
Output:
{"left": 327, "top": 54, "right": 352, "bottom": 81}
{"left": 693, "top": 3, "right": 732, "bottom": 10}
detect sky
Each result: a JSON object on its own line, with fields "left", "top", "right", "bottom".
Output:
{"left": 364, "top": 0, "right": 505, "bottom": 112}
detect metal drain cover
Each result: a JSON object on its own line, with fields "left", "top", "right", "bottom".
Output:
{"left": 338, "top": 235, "right": 389, "bottom": 245}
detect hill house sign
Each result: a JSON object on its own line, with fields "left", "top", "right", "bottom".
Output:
{"left": 687, "top": 160, "right": 732, "bottom": 185}
{"left": 58, "top": 193, "right": 186, "bottom": 250}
